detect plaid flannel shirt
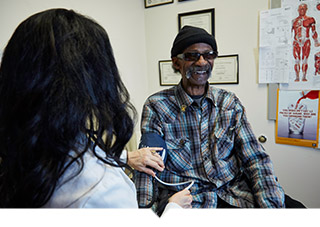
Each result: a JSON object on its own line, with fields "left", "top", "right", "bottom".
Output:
{"left": 135, "top": 82, "right": 285, "bottom": 209}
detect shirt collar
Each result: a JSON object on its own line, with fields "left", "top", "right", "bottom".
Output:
{"left": 175, "top": 81, "right": 216, "bottom": 111}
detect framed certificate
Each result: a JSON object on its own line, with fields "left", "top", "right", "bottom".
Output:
{"left": 145, "top": 0, "right": 173, "bottom": 8}
{"left": 159, "top": 60, "right": 181, "bottom": 86}
{"left": 178, "top": 8, "right": 215, "bottom": 35}
{"left": 209, "top": 54, "right": 239, "bottom": 84}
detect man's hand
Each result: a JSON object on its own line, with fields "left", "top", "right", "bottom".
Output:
{"left": 127, "top": 147, "right": 165, "bottom": 177}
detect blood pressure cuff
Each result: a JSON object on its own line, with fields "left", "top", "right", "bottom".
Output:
{"left": 139, "top": 133, "right": 167, "bottom": 163}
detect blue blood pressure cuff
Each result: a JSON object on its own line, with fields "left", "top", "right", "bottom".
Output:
{"left": 139, "top": 133, "right": 167, "bottom": 163}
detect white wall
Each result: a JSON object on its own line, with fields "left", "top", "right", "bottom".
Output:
{"left": 0, "top": 0, "right": 319, "bottom": 208}
{"left": 144, "top": 0, "right": 320, "bottom": 208}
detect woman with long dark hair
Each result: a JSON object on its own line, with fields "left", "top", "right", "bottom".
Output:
{"left": 0, "top": 8, "right": 191, "bottom": 209}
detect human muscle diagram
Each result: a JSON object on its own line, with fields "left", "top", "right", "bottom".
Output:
{"left": 292, "top": 3, "right": 320, "bottom": 82}
{"left": 259, "top": 0, "right": 320, "bottom": 90}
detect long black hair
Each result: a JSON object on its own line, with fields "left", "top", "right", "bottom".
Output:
{"left": 0, "top": 8, "right": 136, "bottom": 207}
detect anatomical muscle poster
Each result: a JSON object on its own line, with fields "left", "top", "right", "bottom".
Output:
{"left": 259, "top": 1, "right": 320, "bottom": 89}
{"left": 280, "top": 0, "right": 320, "bottom": 90}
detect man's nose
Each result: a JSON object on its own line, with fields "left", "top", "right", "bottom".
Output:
{"left": 195, "top": 55, "right": 208, "bottom": 66}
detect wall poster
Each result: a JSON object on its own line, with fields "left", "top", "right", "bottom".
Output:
{"left": 276, "top": 89, "right": 320, "bottom": 148}
{"left": 281, "top": 0, "right": 320, "bottom": 90}
{"left": 259, "top": 0, "right": 320, "bottom": 90}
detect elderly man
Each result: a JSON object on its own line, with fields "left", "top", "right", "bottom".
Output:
{"left": 135, "top": 26, "right": 287, "bottom": 215}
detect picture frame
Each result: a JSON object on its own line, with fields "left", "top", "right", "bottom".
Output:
{"left": 145, "top": 0, "right": 173, "bottom": 8}
{"left": 159, "top": 60, "right": 181, "bottom": 86}
{"left": 178, "top": 8, "right": 215, "bottom": 35}
{"left": 209, "top": 54, "right": 239, "bottom": 85}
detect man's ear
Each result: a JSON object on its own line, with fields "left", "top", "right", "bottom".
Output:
{"left": 172, "top": 57, "right": 180, "bottom": 70}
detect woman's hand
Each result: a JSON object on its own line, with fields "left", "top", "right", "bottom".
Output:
{"left": 168, "top": 189, "right": 193, "bottom": 208}
{"left": 127, "top": 147, "right": 165, "bottom": 177}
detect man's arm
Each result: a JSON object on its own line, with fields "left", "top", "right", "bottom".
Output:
{"left": 233, "top": 102, "right": 285, "bottom": 207}
{"left": 135, "top": 100, "right": 164, "bottom": 209}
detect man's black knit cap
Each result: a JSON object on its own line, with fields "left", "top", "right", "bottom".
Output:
{"left": 171, "top": 25, "right": 218, "bottom": 58}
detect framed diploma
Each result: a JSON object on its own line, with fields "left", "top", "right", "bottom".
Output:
{"left": 159, "top": 60, "right": 181, "bottom": 86}
{"left": 178, "top": 8, "right": 215, "bottom": 35}
{"left": 209, "top": 54, "right": 239, "bottom": 84}
{"left": 145, "top": 0, "right": 173, "bottom": 8}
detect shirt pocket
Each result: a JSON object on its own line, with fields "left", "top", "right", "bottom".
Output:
{"left": 212, "top": 120, "right": 236, "bottom": 161}
{"left": 165, "top": 137, "right": 192, "bottom": 173}
{"left": 210, "top": 127, "right": 239, "bottom": 182}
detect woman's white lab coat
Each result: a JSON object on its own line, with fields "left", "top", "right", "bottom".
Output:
{"left": 43, "top": 147, "right": 138, "bottom": 208}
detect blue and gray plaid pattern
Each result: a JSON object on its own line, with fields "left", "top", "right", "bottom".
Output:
{"left": 135, "top": 82, "right": 285, "bottom": 209}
